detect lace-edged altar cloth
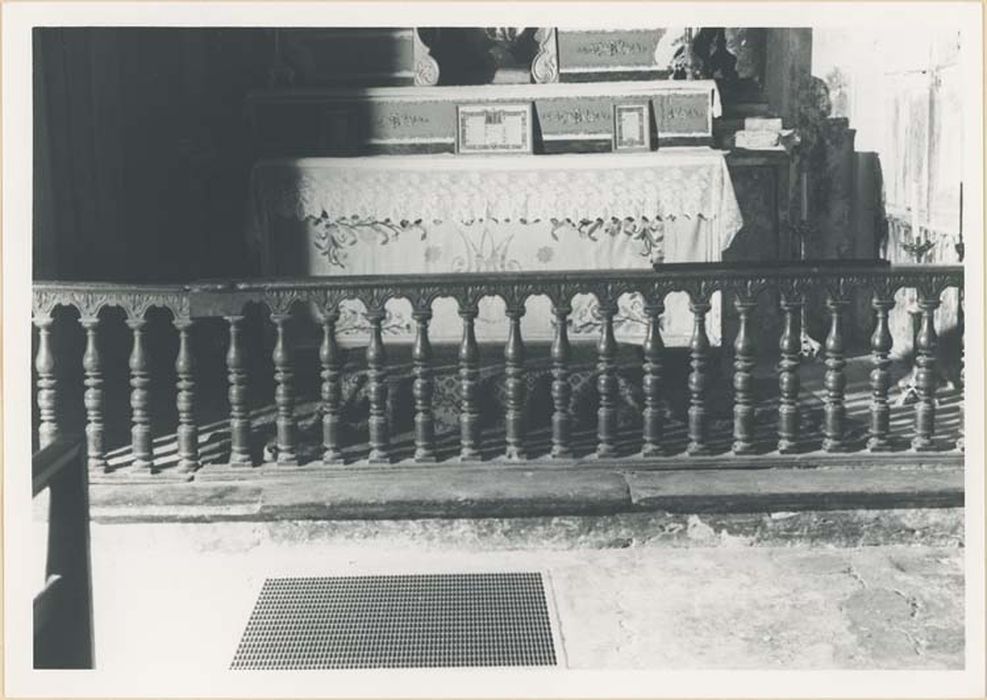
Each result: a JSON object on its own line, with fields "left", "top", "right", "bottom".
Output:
{"left": 248, "top": 149, "right": 744, "bottom": 346}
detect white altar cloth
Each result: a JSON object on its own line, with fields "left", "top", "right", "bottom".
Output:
{"left": 248, "top": 150, "right": 743, "bottom": 345}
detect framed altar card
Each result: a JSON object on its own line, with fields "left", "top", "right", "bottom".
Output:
{"left": 456, "top": 103, "right": 533, "bottom": 155}
{"left": 613, "top": 102, "right": 652, "bottom": 152}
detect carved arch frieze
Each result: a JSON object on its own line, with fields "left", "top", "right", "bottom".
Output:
{"left": 262, "top": 288, "right": 309, "bottom": 318}
{"left": 680, "top": 278, "right": 720, "bottom": 306}
{"left": 730, "top": 276, "right": 772, "bottom": 304}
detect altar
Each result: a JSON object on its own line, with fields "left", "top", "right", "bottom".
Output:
{"left": 248, "top": 148, "right": 743, "bottom": 345}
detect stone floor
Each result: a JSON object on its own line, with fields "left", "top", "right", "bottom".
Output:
{"left": 32, "top": 514, "right": 965, "bottom": 678}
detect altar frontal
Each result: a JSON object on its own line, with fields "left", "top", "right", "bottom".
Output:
{"left": 249, "top": 148, "right": 743, "bottom": 345}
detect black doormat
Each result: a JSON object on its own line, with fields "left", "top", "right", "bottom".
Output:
{"left": 230, "top": 572, "right": 558, "bottom": 670}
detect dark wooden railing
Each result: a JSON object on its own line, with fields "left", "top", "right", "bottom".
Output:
{"left": 32, "top": 263, "right": 964, "bottom": 473}
{"left": 33, "top": 436, "right": 94, "bottom": 668}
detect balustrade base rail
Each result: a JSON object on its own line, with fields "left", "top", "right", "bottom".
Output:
{"left": 86, "top": 460, "right": 964, "bottom": 523}
{"left": 33, "top": 263, "right": 964, "bottom": 481}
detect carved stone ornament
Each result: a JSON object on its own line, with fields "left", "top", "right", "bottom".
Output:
{"left": 413, "top": 28, "right": 440, "bottom": 87}
{"left": 531, "top": 28, "right": 559, "bottom": 84}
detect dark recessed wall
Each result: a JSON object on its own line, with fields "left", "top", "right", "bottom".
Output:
{"left": 32, "top": 27, "right": 502, "bottom": 283}
{"left": 33, "top": 27, "right": 271, "bottom": 282}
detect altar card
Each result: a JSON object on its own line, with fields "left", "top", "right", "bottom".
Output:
{"left": 613, "top": 103, "right": 652, "bottom": 152}
{"left": 456, "top": 104, "right": 533, "bottom": 155}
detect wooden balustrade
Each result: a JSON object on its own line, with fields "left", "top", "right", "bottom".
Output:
{"left": 411, "top": 308, "right": 436, "bottom": 463}
{"left": 224, "top": 315, "right": 252, "bottom": 466}
{"left": 79, "top": 316, "right": 106, "bottom": 471}
{"left": 32, "top": 283, "right": 191, "bottom": 473}
{"left": 503, "top": 303, "right": 527, "bottom": 461}
{"left": 270, "top": 312, "right": 298, "bottom": 466}
{"left": 822, "top": 292, "right": 849, "bottom": 453}
{"left": 173, "top": 318, "right": 199, "bottom": 472}
{"left": 549, "top": 300, "right": 573, "bottom": 459}
{"left": 912, "top": 292, "right": 941, "bottom": 452}
{"left": 595, "top": 298, "right": 619, "bottom": 458}
{"left": 365, "top": 306, "right": 391, "bottom": 464}
{"left": 777, "top": 286, "right": 803, "bottom": 454}
{"left": 686, "top": 286, "right": 713, "bottom": 456}
{"left": 957, "top": 287, "right": 965, "bottom": 453}
{"left": 458, "top": 305, "right": 482, "bottom": 461}
{"left": 320, "top": 309, "right": 345, "bottom": 464}
{"left": 867, "top": 290, "right": 895, "bottom": 452}
{"left": 31, "top": 264, "right": 964, "bottom": 473}
{"left": 731, "top": 288, "right": 757, "bottom": 455}
{"left": 33, "top": 316, "right": 58, "bottom": 450}
{"left": 641, "top": 297, "right": 665, "bottom": 457}
{"left": 126, "top": 317, "right": 153, "bottom": 471}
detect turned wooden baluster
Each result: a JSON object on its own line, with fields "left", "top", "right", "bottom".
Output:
{"left": 365, "top": 308, "right": 391, "bottom": 464}
{"left": 504, "top": 302, "right": 527, "bottom": 461}
{"left": 79, "top": 315, "right": 107, "bottom": 471}
{"left": 596, "top": 299, "right": 619, "bottom": 458}
{"left": 641, "top": 298, "right": 665, "bottom": 457}
{"left": 33, "top": 316, "right": 58, "bottom": 449}
{"left": 822, "top": 293, "right": 849, "bottom": 452}
{"left": 320, "top": 309, "right": 344, "bottom": 465}
{"left": 687, "top": 293, "right": 712, "bottom": 455}
{"left": 957, "top": 286, "right": 964, "bottom": 453}
{"left": 777, "top": 291, "right": 803, "bottom": 453}
{"left": 867, "top": 292, "right": 895, "bottom": 452}
{"left": 412, "top": 308, "right": 436, "bottom": 463}
{"left": 127, "top": 317, "right": 153, "bottom": 470}
{"left": 912, "top": 292, "right": 941, "bottom": 451}
{"left": 458, "top": 306, "right": 481, "bottom": 460}
{"left": 173, "top": 318, "right": 199, "bottom": 472}
{"left": 732, "top": 294, "right": 757, "bottom": 455}
{"left": 271, "top": 312, "right": 298, "bottom": 465}
{"left": 225, "top": 315, "right": 252, "bottom": 466}
{"left": 550, "top": 301, "right": 572, "bottom": 458}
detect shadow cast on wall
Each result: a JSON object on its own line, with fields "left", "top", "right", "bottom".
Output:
{"left": 33, "top": 28, "right": 272, "bottom": 282}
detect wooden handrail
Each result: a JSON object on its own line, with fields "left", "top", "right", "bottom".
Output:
{"left": 33, "top": 435, "right": 94, "bottom": 669}
{"left": 34, "top": 575, "right": 65, "bottom": 637}
{"left": 33, "top": 263, "right": 963, "bottom": 327}
{"left": 34, "top": 261, "right": 959, "bottom": 290}
{"left": 32, "top": 435, "right": 83, "bottom": 497}
{"left": 187, "top": 263, "right": 961, "bottom": 318}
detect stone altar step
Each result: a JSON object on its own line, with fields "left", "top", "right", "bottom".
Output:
{"left": 78, "top": 459, "right": 963, "bottom": 525}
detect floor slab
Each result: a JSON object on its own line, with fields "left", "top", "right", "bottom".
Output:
{"left": 52, "top": 519, "right": 964, "bottom": 675}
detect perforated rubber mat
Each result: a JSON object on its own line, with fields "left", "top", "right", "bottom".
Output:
{"left": 230, "top": 572, "right": 558, "bottom": 669}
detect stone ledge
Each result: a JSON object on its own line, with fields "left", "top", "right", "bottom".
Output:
{"left": 82, "top": 461, "right": 964, "bottom": 527}
{"left": 88, "top": 510, "right": 964, "bottom": 550}
{"left": 625, "top": 465, "right": 964, "bottom": 513}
